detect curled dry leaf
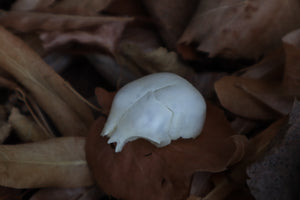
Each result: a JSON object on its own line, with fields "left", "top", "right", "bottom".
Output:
{"left": 40, "top": 21, "right": 129, "bottom": 53}
{"left": 0, "top": 137, "right": 93, "bottom": 188}
{"left": 8, "top": 107, "right": 52, "bottom": 142}
{"left": 214, "top": 76, "right": 280, "bottom": 120}
{"left": 0, "top": 10, "right": 132, "bottom": 32}
{"left": 86, "top": 101, "right": 248, "bottom": 200}
{"left": 0, "top": 26, "right": 93, "bottom": 136}
{"left": 143, "top": 0, "right": 198, "bottom": 49}
{"left": 179, "top": 0, "right": 300, "bottom": 59}
{"left": 215, "top": 29, "right": 300, "bottom": 119}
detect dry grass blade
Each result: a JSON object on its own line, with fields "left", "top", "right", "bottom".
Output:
{"left": 0, "top": 26, "right": 93, "bottom": 136}
{"left": 0, "top": 137, "right": 93, "bottom": 188}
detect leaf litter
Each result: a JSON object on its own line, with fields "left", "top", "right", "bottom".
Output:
{"left": 0, "top": 0, "right": 299, "bottom": 199}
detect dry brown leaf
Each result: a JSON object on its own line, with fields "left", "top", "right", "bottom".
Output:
{"left": 11, "top": 0, "right": 55, "bottom": 11}
{"left": 189, "top": 172, "right": 212, "bottom": 197}
{"left": 46, "top": 0, "right": 112, "bottom": 15}
{"left": 87, "top": 54, "right": 138, "bottom": 88}
{"left": 0, "top": 123, "right": 11, "bottom": 144}
{"left": 143, "top": 0, "right": 198, "bottom": 49}
{"left": 30, "top": 186, "right": 103, "bottom": 200}
{"left": 179, "top": 0, "right": 300, "bottom": 59}
{"left": 282, "top": 28, "right": 300, "bottom": 95}
{"left": 117, "top": 41, "right": 226, "bottom": 98}
{"left": 0, "top": 137, "right": 93, "bottom": 188}
{"left": 0, "top": 10, "right": 132, "bottom": 32}
{"left": 214, "top": 76, "right": 280, "bottom": 120}
{"left": 94, "top": 87, "right": 115, "bottom": 115}
{"left": 40, "top": 21, "right": 128, "bottom": 53}
{"left": 30, "top": 188, "right": 88, "bottom": 200}
{"left": 0, "top": 76, "right": 19, "bottom": 90}
{"left": 198, "top": 117, "right": 287, "bottom": 200}
{"left": 0, "top": 26, "right": 93, "bottom": 136}
{"left": 236, "top": 48, "right": 284, "bottom": 80}
{"left": 86, "top": 102, "right": 248, "bottom": 200}
{"left": 8, "top": 107, "right": 53, "bottom": 142}
{"left": 117, "top": 44, "right": 190, "bottom": 76}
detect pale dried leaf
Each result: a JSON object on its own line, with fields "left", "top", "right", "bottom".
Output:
{"left": 8, "top": 107, "right": 52, "bottom": 142}
{"left": 117, "top": 44, "right": 191, "bottom": 76}
{"left": 0, "top": 10, "right": 132, "bottom": 32}
{"left": 143, "top": 0, "right": 198, "bottom": 49}
{"left": 179, "top": 0, "right": 300, "bottom": 59}
{"left": 40, "top": 21, "right": 128, "bottom": 53}
{"left": 0, "top": 137, "right": 93, "bottom": 188}
{"left": 0, "top": 26, "right": 93, "bottom": 136}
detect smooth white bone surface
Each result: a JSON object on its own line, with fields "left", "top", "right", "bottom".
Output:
{"left": 101, "top": 72, "right": 206, "bottom": 152}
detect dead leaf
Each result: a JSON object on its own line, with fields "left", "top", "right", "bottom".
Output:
{"left": 0, "top": 137, "right": 93, "bottom": 188}
{"left": 282, "top": 28, "right": 300, "bottom": 95}
{"left": 0, "top": 25, "right": 93, "bottom": 136}
{"left": 40, "top": 21, "right": 128, "bottom": 53}
{"left": 86, "top": 101, "right": 248, "bottom": 200}
{"left": 247, "top": 100, "right": 300, "bottom": 200}
{"left": 94, "top": 87, "right": 115, "bottom": 115}
{"left": 0, "top": 76, "right": 19, "bottom": 90}
{"left": 214, "top": 76, "right": 280, "bottom": 120}
{"left": 30, "top": 188, "right": 89, "bottom": 200}
{"left": 179, "top": 0, "right": 300, "bottom": 59}
{"left": 117, "top": 44, "right": 191, "bottom": 76}
{"left": 30, "top": 186, "right": 103, "bottom": 200}
{"left": 87, "top": 54, "right": 138, "bottom": 88}
{"left": 143, "top": 0, "right": 198, "bottom": 49}
{"left": 0, "top": 10, "right": 132, "bottom": 32}
{"left": 235, "top": 48, "right": 284, "bottom": 80}
{"left": 189, "top": 172, "right": 213, "bottom": 197}
{"left": 0, "top": 123, "right": 11, "bottom": 144}
{"left": 45, "top": 0, "right": 113, "bottom": 15}
{"left": 11, "top": 0, "right": 55, "bottom": 11}
{"left": 8, "top": 107, "right": 53, "bottom": 142}
{"left": 198, "top": 117, "right": 287, "bottom": 200}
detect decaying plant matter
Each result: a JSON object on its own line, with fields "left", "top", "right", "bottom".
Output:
{"left": 0, "top": 0, "right": 299, "bottom": 200}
